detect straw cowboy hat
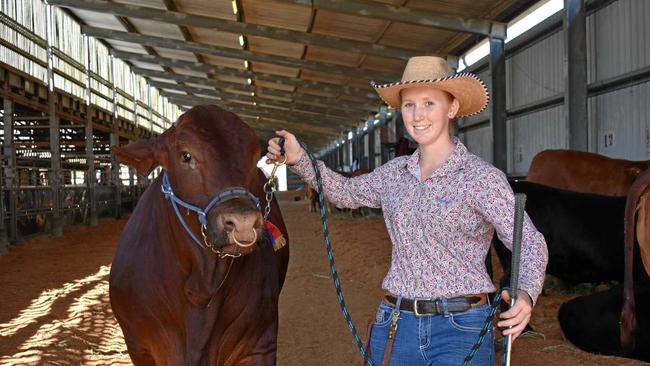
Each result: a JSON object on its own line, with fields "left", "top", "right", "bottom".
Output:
{"left": 371, "top": 56, "right": 489, "bottom": 117}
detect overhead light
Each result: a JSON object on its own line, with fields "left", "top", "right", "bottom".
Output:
{"left": 347, "top": 131, "right": 354, "bottom": 140}
{"left": 238, "top": 35, "right": 245, "bottom": 47}
{"left": 231, "top": 0, "right": 238, "bottom": 15}
{"left": 247, "top": 78, "right": 252, "bottom": 85}
{"left": 251, "top": 92, "right": 255, "bottom": 97}
{"left": 253, "top": 102, "right": 257, "bottom": 106}
{"left": 244, "top": 60, "right": 249, "bottom": 69}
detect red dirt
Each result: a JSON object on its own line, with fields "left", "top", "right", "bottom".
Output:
{"left": 0, "top": 190, "right": 646, "bottom": 365}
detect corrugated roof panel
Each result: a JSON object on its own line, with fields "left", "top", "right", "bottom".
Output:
{"left": 300, "top": 69, "right": 347, "bottom": 85}
{"left": 250, "top": 61, "right": 299, "bottom": 77}
{"left": 311, "top": 9, "right": 389, "bottom": 43}
{"left": 188, "top": 27, "right": 240, "bottom": 50}
{"left": 175, "top": 0, "right": 236, "bottom": 20}
{"left": 304, "top": 45, "right": 364, "bottom": 67}
{"left": 243, "top": 0, "right": 312, "bottom": 31}
{"left": 247, "top": 36, "right": 305, "bottom": 59}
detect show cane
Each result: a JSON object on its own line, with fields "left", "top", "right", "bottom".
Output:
{"left": 505, "top": 193, "right": 526, "bottom": 366}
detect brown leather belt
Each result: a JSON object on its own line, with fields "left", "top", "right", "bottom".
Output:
{"left": 383, "top": 293, "right": 487, "bottom": 316}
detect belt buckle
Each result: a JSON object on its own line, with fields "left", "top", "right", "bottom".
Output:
{"left": 413, "top": 298, "right": 425, "bottom": 317}
{"left": 413, "top": 297, "right": 431, "bottom": 316}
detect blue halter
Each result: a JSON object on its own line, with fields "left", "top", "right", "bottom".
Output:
{"left": 160, "top": 171, "right": 260, "bottom": 253}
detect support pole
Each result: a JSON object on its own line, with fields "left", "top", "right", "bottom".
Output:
{"left": 368, "top": 118, "right": 376, "bottom": 171}
{"left": 110, "top": 55, "right": 121, "bottom": 219}
{"left": 565, "top": 0, "right": 588, "bottom": 151}
{"left": 46, "top": 4, "right": 63, "bottom": 236}
{"left": 110, "top": 132, "right": 121, "bottom": 218}
{"left": 84, "top": 35, "right": 98, "bottom": 226}
{"left": 0, "top": 98, "right": 14, "bottom": 249}
{"left": 490, "top": 36, "right": 507, "bottom": 172}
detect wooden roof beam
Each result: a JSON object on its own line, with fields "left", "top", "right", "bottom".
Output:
{"left": 49, "top": 0, "right": 433, "bottom": 60}
{"left": 127, "top": 60, "right": 379, "bottom": 100}
{"left": 148, "top": 80, "right": 377, "bottom": 114}
{"left": 162, "top": 92, "right": 356, "bottom": 129}
{"left": 82, "top": 26, "right": 399, "bottom": 81}
{"left": 283, "top": 0, "right": 507, "bottom": 38}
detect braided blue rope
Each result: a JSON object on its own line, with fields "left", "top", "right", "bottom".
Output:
{"left": 461, "top": 293, "right": 504, "bottom": 366}
{"left": 300, "top": 142, "right": 374, "bottom": 365}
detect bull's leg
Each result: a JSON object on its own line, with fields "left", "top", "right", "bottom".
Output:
{"left": 122, "top": 333, "right": 156, "bottom": 366}
{"left": 127, "top": 349, "right": 156, "bottom": 366}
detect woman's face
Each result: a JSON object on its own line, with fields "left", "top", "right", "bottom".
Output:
{"left": 400, "top": 87, "right": 459, "bottom": 147}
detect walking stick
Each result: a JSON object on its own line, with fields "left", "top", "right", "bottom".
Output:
{"left": 505, "top": 193, "right": 526, "bottom": 366}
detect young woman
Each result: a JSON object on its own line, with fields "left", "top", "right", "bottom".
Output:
{"left": 267, "top": 56, "right": 548, "bottom": 365}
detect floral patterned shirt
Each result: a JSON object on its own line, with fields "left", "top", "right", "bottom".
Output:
{"left": 291, "top": 137, "right": 548, "bottom": 304}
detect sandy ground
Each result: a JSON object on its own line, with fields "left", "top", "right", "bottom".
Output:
{"left": 0, "top": 190, "right": 647, "bottom": 365}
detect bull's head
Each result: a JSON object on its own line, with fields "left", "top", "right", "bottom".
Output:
{"left": 113, "top": 105, "right": 265, "bottom": 257}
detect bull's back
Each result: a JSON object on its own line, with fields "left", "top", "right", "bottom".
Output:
{"left": 527, "top": 149, "right": 647, "bottom": 196}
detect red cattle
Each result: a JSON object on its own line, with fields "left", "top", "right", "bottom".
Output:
{"left": 111, "top": 105, "right": 289, "bottom": 365}
{"left": 526, "top": 149, "right": 650, "bottom": 196}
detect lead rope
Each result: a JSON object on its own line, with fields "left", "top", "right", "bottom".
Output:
{"left": 292, "top": 140, "right": 525, "bottom": 366}
{"left": 298, "top": 141, "right": 374, "bottom": 365}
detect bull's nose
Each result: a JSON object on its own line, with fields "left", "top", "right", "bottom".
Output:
{"left": 219, "top": 212, "right": 263, "bottom": 243}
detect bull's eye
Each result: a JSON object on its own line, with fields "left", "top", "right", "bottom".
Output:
{"left": 182, "top": 151, "right": 192, "bottom": 163}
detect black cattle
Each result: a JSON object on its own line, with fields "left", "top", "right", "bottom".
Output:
{"left": 558, "top": 267, "right": 650, "bottom": 362}
{"left": 493, "top": 180, "right": 626, "bottom": 286}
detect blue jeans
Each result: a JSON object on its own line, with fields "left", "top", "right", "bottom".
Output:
{"left": 368, "top": 297, "right": 495, "bottom": 366}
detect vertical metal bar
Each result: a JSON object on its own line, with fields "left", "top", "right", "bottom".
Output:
{"left": 147, "top": 82, "right": 154, "bottom": 133}
{"left": 0, "top": 106, "right": 6, "bottom": 251}
{"left": 338, "top": 141, "right": 343, "bottom": 171}
{"left": 368, "top": 118, "right": 376, "bottom": 171}
{"left": 84, "top": 35, "right": 98, "bottom": 226}
{"left": 490, "top": 36, "right": 507, "bottom": 172}
{"left": 109, "top": 55, "right": 121, "bottom": 219}
{"left": 1, "top": 98, "right": 14, "bottom": 249}
{"left": 395, "top": 110, "right": 404, "bottom": 141}
{"left": 565, "top": 0, "right": 588, "bottom": 151}
{"left": 359, "top": 125, "right": 367, "bottom": 170}
{"left": 46, "top": 4, "right": 63, "bottom": 236}
{"left": 128, "top": 166, "right": 135, "bottom": 208}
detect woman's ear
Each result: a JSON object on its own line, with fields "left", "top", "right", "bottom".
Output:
{"left": 448, "top": 98, "right": 460, "bottom": 119}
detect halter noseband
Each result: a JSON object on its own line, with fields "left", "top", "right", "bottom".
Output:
{"left": 160, "top": 171, "right": 260, "bottom": 258}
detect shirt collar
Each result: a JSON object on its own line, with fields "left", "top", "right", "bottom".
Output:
{"left": 404, "top": 136, "right": 468, "bottom": 179}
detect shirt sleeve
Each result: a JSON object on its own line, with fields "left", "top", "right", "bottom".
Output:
{"left": 289, "top": 149, "right": 385, "bottom": 209}
{"left": 470, "top": 167, "right": 549, "bottom": 305}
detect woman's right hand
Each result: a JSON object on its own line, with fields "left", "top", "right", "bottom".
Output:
{"left": 266, "top": 130, "right": 303, "bottom": 165}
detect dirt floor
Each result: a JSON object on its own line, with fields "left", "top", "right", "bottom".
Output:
{"left": 0, "top": 190, "right": 647, "bottom": 365}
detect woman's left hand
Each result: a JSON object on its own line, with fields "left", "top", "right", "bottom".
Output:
{"left": 497, "top": 289, "right": 533, "bottom": 341}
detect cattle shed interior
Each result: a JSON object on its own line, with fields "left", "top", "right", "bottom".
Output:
{"left": 0, "top": 0, "right": 650, "bottom": 237}
{"left": 0, "top": 0, "right": 648, "bottom": 246}
{"left": 1, "top": 0, "right": 650, "bottom": 365}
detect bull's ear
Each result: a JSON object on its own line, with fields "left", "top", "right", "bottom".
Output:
{"left": 112, "top": 137, "right": 164, "bottom": 176}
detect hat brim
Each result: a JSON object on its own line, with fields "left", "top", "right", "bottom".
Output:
{"left": 371, "top": 73, "right": 489, "bottom": 118}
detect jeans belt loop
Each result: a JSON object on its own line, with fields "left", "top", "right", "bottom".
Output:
{"left": 393, "top": 295, "right": 403, "bottom": 316}
{"left": 441, "top": 297, "right": 449, "bottom": 316}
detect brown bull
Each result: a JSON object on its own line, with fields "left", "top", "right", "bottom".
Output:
{"left": 111, "top": 105, "right": 289, "bottom": 365}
